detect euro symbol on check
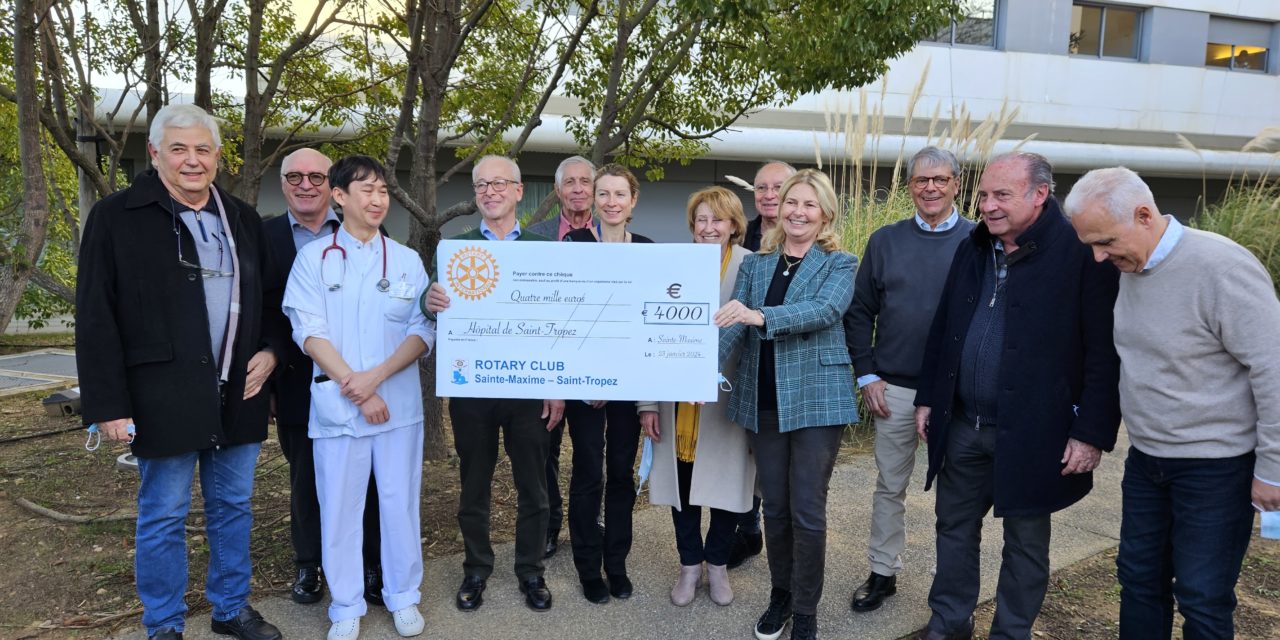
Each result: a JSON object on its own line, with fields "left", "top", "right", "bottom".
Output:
{"left": 666, "top": 283, "right": 682, "bottom": 299}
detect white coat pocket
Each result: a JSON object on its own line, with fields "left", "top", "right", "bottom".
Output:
{"left": 310, "top": 379, "right": 358, "bottom": 427}
{"left": 384, "top": 295, "right": 413, "bottom": 323}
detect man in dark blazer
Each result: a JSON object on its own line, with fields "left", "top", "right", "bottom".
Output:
{"left": 423, "top": 155, "right": 565, "bottom": 613}
{"left": 76, "top": 104, "right": 285, "bottom": 640}
{"left": 261, "top": 148, "right": 383, "bottom": 607}
{"left": 524, "top": 154, "right": 596, "bottom": 560}
{"left": 912, "top": 152, "right": 1121, "bottom": 640}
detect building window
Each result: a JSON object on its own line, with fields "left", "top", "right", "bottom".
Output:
{"left": 1205, "top": 43, "right": 1269, "bottom": 71}
{"left": 1069, "top": 3, "right": 1141, "bottom": 59}
{"left": 927, "top": 0, "right": 997, "bottom": 48}
{"left": 1205, "top": 17, "right": 1272, "bottom": 72}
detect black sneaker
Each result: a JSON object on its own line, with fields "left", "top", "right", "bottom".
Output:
{"left": 754, "top": 587, "right": 793, "bottom": 640}
{"left": 790, "top": 613, "right": 817, "bottom": 640}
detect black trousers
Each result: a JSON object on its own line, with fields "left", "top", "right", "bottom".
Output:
{"left": 450, "top": 397, "right": 551, "bottom": 580}
{"left": 927, "top": 420, "right": 1051, "bottom": 640}
{"left": 567, "top": 400, "right": 641, "bottom": 580}
{"left": 752, "top": 411, "right": 843, "bottom": 616}
{"left": 277, "top": 421, "right": 380, "bottom": 569}
{"left": 671, "top": 460, "right": 739, "bottom": 566}
{"left": 546, "top": 421, "right": 564, "bottom": 538}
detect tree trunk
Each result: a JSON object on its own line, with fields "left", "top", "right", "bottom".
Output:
{"left": 236, "top": 0, "right": 266, "bottom": 206}
{"left": 143, "top": 0, "right": 162, "bottom": 121}
{"left": 191, "top": 1, "right": 223, "bottom": 111}
{"left": 76, "top": 101, "right": 96, "bottom": 240}
{"left": 0, "top": 0, "right": 54, "bottom": 334}
{"left": 409, "top": 218, "right": 448, "bottom": 460}
{"left": 404, "top": 0, "right": 459, "bottom": 461}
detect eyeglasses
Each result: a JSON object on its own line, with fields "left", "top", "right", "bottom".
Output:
{"left": 176, "top": 223, "right": 234, "bottom": 278}
{"left": 473, "top": 178, "right": 520, "bottom": 193}
{"left": 911, "top": 175, "right": 954, "bottom": 189}
{"left": 284, "top": 172, "right": 328, "bottom": 186}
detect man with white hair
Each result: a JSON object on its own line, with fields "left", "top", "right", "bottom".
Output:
{"left": 76, "top": 104, "right": 284, "bottom": 640}
{"left": 525, "top": 155, "right": 597, "bottom": 559}
{"left": 423, "top": 155, "right": 566, "bottom": 613}
{"left": 1065, "top": 167, "right": 1280, "bottom": 639}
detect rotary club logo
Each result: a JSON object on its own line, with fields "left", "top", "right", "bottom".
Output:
{"left": 447, "top": 246, "right": 499, "bottom": 300}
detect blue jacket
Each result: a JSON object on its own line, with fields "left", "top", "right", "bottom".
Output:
{"left": 719, "top": 247, "right": 859, "bottom": 433}
{"left": 915, "top": 198, "right": 1121, "bottom": 517}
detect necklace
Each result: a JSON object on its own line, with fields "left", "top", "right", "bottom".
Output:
{"left": 782, "top": 254, "right": 802, "bottom": 276}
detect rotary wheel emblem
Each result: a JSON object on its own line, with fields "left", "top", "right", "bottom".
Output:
{"left": 446, "top": 246, "right": 499, "bottom": 300}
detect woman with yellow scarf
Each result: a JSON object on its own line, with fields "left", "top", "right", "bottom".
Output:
{"left": 638, "top": 186, "right": 756, "bottom": 607}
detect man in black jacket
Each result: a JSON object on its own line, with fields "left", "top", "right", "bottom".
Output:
{"left": 76, "top": 104, "right": 285, "bottom": 640}
{"left": 912, "top": 152, "right": 1121, "bottom": 640}
{"left": 261, "top": 148, "right": 384, "bottom": 607}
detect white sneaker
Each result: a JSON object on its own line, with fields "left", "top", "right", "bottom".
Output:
{"left": 392, "top": 605, "right": 425, "bottom": 637}
{"left": 328, "top": 617, "right": 360, "bottom": 640}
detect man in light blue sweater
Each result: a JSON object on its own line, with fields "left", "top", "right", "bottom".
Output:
{"left": 1065, "top": 166, "right": 1280, "bottom": 640}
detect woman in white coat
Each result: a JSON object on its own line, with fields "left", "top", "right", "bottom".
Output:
{"left": 639, "top": 186, "right": 756, "bottom": 607}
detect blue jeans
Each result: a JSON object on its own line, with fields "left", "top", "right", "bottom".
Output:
{"left": 136, "top": 443, "right": 261, "bottom": 635}
{"left": 1117, "top": 447, "right": 1254, "bottom": 640}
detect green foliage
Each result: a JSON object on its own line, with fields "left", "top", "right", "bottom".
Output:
{"left": 683, "top": 0, "right": 959, "bottom": 94}
{"left": 0, "top": 98, "right": 77, "bottom": 329}
{"left": 563, "top": 0, "right": 958, "bottom": 179}
{"left": 1191, "top": 180, "right": 1280, "bottom": 296}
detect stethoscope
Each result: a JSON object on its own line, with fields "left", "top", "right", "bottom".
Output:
{"left": 321, "top": 226, "right": 389, "bottom": 292}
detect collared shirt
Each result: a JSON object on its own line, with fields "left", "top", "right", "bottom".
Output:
{"left": 480, "top": 218, "right": 522, "bottom": 241}
{"left": 287, "top": 208, "right": 340, "bottom": 252}
{"left": 558, "top": 214, "right": 599, "bottom": 241}
{"left": 175, "top": 196, "right": 234, "bottom": 373}
{"left": 282, "top": 224, "right": 436, "bottom": 439}
{"left": 1141, "top": 215, "right": 1184, "bottom": 272}
{"left": 915, "top": 207, "right": 960, "bottom": 233}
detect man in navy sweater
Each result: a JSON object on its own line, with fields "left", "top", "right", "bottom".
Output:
{"left": 844, "top": 147, "right": 974, "bottom": 612}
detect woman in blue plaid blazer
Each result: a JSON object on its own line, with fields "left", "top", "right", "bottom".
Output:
{"left": 715, "top": 169, "right": 858, "bottom": 640}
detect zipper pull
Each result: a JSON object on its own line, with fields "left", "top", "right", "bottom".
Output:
{"left": 195, "top": 210, "right": 209, "bottom": 242}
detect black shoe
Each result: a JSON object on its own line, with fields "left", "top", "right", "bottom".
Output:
{"left": 363, "top": 565, "right": 385, "bottom": 607}
{"left": 150, "top": 628, "right": 183, "bottom": 640}
{"left": 291, "top": 566, "right": 324, "bottom": 604}
{"left": 580, "top": 576, "right": 610, "bottom": 604}
{"left": 754, "top": 587, "right": 793, "bottom": 640}
{"left": 519, "top": 575, "right": 553, "bottom": 611}
{"left": 544, "top": 533, "right": 560, "bottom": 559}
{"left": 850, "top": 572, "right": 897, "bottom": 612}
{"left": 607, "top": 573, "right": 633, "bottom": 599}
{"left": 790, "top": 613, "right": 817, "bottom": 640}
{"left": 210, "top": 605, "right": 282, "bottom": 640}
{"left": 455, "top": 575, "right": 486, "bottom": 611}
{"left": 915, "top": 616, "right": 974, "bottom": 640}
{"left": 728, "top": 530, "right": 764, "bottom": 569}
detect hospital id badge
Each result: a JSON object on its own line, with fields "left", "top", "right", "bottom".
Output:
{"left": 389, "top": 277, "right": 415, "bottom": 300}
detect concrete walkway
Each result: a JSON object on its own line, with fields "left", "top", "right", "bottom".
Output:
{"left": 118, "top": 433, "right": 1127, "bottom": 640}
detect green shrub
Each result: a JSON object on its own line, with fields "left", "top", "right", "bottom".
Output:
{"left": 1191, "top": 181, "right": 1280, "bottom": 296}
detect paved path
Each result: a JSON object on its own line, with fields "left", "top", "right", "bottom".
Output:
{"left": 118, "top": 433, "right": 1127, "bottom": 640}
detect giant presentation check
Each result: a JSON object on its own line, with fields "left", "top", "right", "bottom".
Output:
{"left": 435, "top": 239, "right": 720, "bottom": 402}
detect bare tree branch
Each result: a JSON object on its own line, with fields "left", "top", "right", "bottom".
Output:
{"left": 29, "top": 268, "right": 74, "bottom": 303}
{"left": 0, "top": 84, "right": 111, "bottom": 197}
{"left": 607, "top": 21, "right": 705, "bottom": 149}
{"left": 509, "top": 0, "right": 599, "bottom": 155}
